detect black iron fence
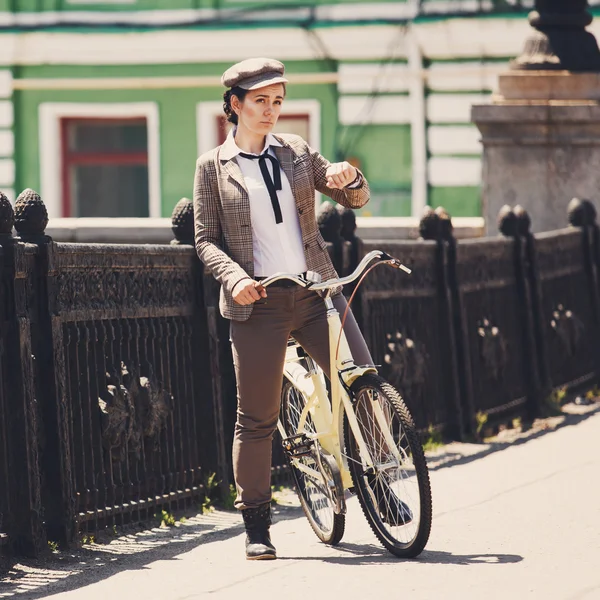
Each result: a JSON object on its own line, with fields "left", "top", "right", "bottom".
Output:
{"left": 1, "top": 189, "right": 600, "bottom": 559}
{"left": 338, "top": 200, "right": 600, "bottom": 440}
{"left": 0, "top": 191, "right": 228, "bottom": 557}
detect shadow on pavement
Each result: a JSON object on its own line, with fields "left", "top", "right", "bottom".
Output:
{"left": 0, "top": 501, "right": 309, "bottom": 600}
{"left": 0, "top": 513, "right": 247, "bottom": 600}
{"left": 279, "top": 542, "right": 523, "bottom": 566}
{"left": 428, "top": 404, "right": 600, "bottom": 472}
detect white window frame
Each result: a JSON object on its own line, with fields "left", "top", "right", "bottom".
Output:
{"left": 39, "top": 102, "right": 161, "bottom": 219}
{"left": 195, "top": 99, "right": 321, "bottom": 157}
{"left": 196, "top": 99, "right": 322, "bottom": 208}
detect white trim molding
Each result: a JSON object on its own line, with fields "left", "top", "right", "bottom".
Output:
{"left": 427, "top": 93, "right": 492, "bottom": 124}
{"left": 338, "top": 62, "right": 410, "bottom": 95}
{"left": 0, "top": 70, "right": 13, "bottom": 99}
{"left": 413, "top": 17, "right": 530, "bottom": 60}
{"left": 12, "top": 72, "right": 338, "bottom": 92}
{"left": 0, "top": 131, "right": 14, "bottom": 157}
{"left": 0, "top": 101, "right": 13, "bottom": 128}
{"left": 0, "top": 4, "right": 414, "bottom": 27}
{"left": 196, "top": 99, "right": 321, "bottom": 157}
{"left": 428, "top": 125, "right": 482, "bottom": 156}
{"left": 428, "top": 157, "right": 482, "bottom": 187}
{"left": 426, "top": 61, "right": 506, "bottom": 92}
{"left": 0, "top": 25, "right": 406, "bottom": 66}
{"left": 407, "top": 26, "right": 427, "bottom": 219}
{"left": 0, "top": 159, "right": 15, "bottom": 187}
{"left": 39, "top": 102, "right": 161, "bottom": 219}
{"left": 338, "top": 95, "right": 411, "bottom": 126}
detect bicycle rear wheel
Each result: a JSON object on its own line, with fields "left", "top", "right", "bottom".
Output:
{"left": 280, "top": 379, "right": 345, "bottom": 545}
{"left": 344, "top": 373, "right": 432, "bottom": 558}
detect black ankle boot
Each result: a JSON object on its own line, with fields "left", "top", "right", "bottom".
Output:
{"left": 367, "top": 472, "right": 413, "bottom": 526}
{"left": 241, "top": 502, "right": 277, "bottom": 560}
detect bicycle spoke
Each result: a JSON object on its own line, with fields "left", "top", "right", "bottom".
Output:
{"left": 346, "top": 377, "right": 431, "bottom": 554}
{"left": 280, "top": 378, "right": 344, "bottom": 544}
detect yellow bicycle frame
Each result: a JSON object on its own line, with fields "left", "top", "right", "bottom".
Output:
{"left": 281, "top": 296, "right": 402, "bottom": 492}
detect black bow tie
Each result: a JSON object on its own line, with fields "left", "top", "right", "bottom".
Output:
{"left": 238, "top": 149, "right": 283, "bottom": 224}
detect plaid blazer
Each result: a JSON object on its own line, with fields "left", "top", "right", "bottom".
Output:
{"left": 193, "top": 133, "right": 370, "bottom": 321}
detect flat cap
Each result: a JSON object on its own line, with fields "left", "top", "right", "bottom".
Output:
{"left": 221, "top": 57, "right": 288, "bottom": 90}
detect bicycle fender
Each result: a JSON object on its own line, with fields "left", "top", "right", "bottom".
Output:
{"left": 283, "top": 362, "right": 315, "bottom": 397}
{"left": 340, "top": 365, "right": 378, "bottom": 388}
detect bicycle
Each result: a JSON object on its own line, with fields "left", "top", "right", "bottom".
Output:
{"left": 261, "top": 250, "right": 432, "bottom": 559}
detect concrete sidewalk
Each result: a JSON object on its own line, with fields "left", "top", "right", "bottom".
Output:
{"left": 2, "top": 402, "right": 599, "bottom": 600}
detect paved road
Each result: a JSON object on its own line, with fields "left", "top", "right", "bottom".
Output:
{"left": 2, "top": 407, "right": 599, "bottom": 600}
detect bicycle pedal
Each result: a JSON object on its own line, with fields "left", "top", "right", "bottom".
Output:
{"left": 282, "top": 434, "right": 314, "bottom": 457}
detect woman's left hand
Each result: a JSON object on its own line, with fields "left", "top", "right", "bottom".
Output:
{"left": 325, "top": 162, "right": 357, "bottom": 189}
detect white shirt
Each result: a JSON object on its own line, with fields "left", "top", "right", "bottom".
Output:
{"left": 223, "top": 130, "right": 308, "bottom": 278}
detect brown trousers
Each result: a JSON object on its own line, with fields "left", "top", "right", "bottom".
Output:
{"left": 230, "top": 286, "right": 373, "bottom": 510}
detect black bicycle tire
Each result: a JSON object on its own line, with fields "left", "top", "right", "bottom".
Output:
{"left": 344, "top": 373, "right": 432, "bottom": 558}
{"left": 280, "top": 379, "right": 345, "bottom": 545}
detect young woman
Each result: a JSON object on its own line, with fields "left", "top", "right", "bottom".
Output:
{"left": 193, "top": 57, "right": 373, "bottom": 560}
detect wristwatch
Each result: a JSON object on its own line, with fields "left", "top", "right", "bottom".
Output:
{"left": 346, "top": 172, "right": 363, "bottom": 189}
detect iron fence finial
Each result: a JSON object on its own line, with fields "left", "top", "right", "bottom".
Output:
{"left": 0, "top": 191, "right": 15, "bottom": 236}
{"left": 14, "top": 189, "right": 48, "bottom": 239}
{"left": 317, "top": 201, "right": 343, "bottom": 243}
{"left": 568, "top": 198, "right": 597, "bottom": 228}
{"left": 336, "top": 204, "right": 357, "bottom": 242}
{"left": 171, "top": 197, "right": 194, "bottom": 245}
{"left": 513, "top": 205, "right": 532, "bottom": 236}
{"left": 498, "top": 205, "right": 518, "bottom": 237}
{"left": 434, "top": 206, "right": 454, "bottom": 242}
{"left": 419, "top": 206, "right": 440, "bottom": 241}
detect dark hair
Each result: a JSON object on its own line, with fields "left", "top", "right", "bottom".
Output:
{"left": 223, "top": 86, "right": 248, "bottom": 125}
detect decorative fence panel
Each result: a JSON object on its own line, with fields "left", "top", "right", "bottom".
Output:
{"left": 34, "top": 243, "right": 218, "bottom": 545}
{"left": 534, "top": 229, "right": 600, "bottom": 390}
{"left": 358, "top": 240, "right": 464, "bottom": 437}
{"left": 454, "top": 237, "right": 535, "bottom": 428}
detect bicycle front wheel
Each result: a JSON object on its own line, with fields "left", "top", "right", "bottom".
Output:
{"left": 344, "top": 374, "right": 432, "bottom": 558}
{"left": 280, "top": 379, "right": 345, "bottom": 545}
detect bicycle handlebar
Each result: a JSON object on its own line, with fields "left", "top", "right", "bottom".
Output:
{"left": 257, "top": 250, "right": 411, "bottom": 291}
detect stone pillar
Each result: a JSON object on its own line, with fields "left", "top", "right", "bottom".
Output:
{"left": 472, "top": 0, "right": 600, "bottom": 234}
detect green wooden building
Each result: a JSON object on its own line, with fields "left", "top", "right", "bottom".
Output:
{"left": 0, "top": 1, "right": 597, "bottom": 220}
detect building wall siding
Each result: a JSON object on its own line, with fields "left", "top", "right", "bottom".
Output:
{"left": 2, "top": 7, "right": 585, "bottom": 218}
{"left": 15, "top": 66, "right": 339, "bottom": 217}
{"left": 0, "top": 68, "right": 14, "bottom": 202}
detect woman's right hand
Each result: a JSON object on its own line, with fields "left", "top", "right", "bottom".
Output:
{"left": 232, "top": 279, "right": 268, "bottom": 306}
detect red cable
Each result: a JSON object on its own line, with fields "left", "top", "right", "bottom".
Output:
{"left": 335, "top": 261, "right": 386, "bottom": 362}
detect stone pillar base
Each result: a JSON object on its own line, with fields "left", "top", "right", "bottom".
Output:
{"left": 472, "top": 71, "right": 600, "bottom": 234}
